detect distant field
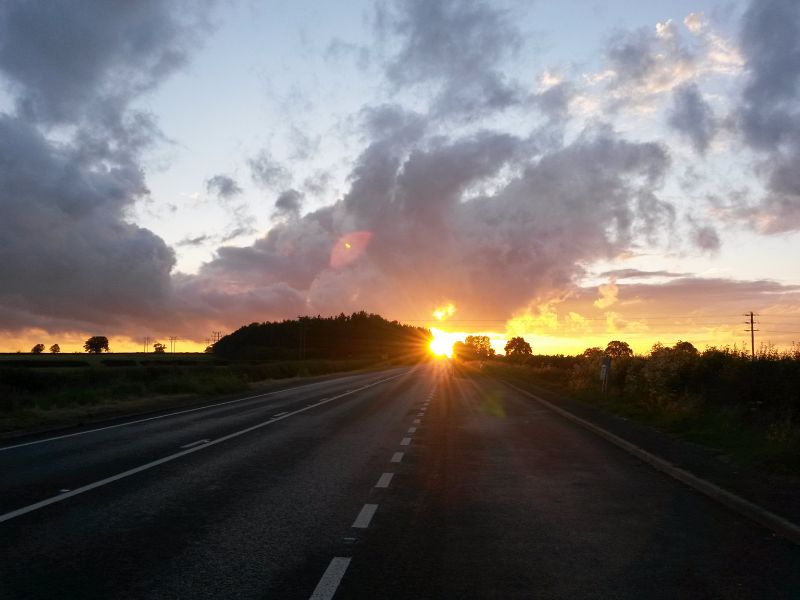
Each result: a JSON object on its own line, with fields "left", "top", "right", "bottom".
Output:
{"left": 0, "top": 352, "right": 218, "bottom": 369}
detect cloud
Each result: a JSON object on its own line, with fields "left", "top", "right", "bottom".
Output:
{"left": 0, "top": 0, "right": 214, "bottom": 337}
{"left": 273, "top": 189, "right": 304, "bottom": 220}
{"left": 249, "top": 150, "right": 291, "bottom": 189}
{"left": 731, "top": 0, "right": 800, "bottom": 232}
{"left": 378, "top": 0, "right": 524, "bottom": 116}
{"left": 206, "top": 174, "right": 242, "bottom": 199}
{"left": 668, "top": 83, "right": 717, "bottom": 153}
{"left": 594, "top": 279, "right": 619, "bottom": 309}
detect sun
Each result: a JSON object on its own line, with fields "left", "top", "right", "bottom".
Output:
{"left": 429, "top": 327, "right": 455, "bottom": 358}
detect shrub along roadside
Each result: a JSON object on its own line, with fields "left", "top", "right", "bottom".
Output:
{"left": 0, "top": 358, "right": 380, "bottom": 434}
{"left": 475, "top": 345, "right": 800, "bottom": 475}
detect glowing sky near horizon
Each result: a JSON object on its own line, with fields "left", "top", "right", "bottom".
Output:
{"left": 1, "top": 0, "right": 800, "bottom": 355}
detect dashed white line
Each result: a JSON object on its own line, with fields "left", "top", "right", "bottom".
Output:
{"left": 179, "top": 439, "right": 210, "bottom": 449}
{"left": 0, "top": 374, "right": 405, "bottom": 524}
{"left": 407, "top": 427, "right": 417, "bottom": 433}
{"left": 391, "top": 452, "right": 404, "bottom": 463}
{"left": 413, "top": 419, "right": 421, "bottom": 424}
{"left": 400, "top": 437, "right": 411, "bottom": 446}
{"left": 375, "top": 472, "right": 394, "bottom": 488}
{"left": 309, "top": 557, "right": 351, "bottom": 600}
{"left": 272, "top": 411, "right": 289, "bottom": 417}
{"left": 352, "top": 503, "right": 378, "bottom": 528}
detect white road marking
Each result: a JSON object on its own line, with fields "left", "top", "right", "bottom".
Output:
{"left": 352, "top": 503, "right": 378, "bottom": 528}
{"left": 413, "top": 419, "right": 420, "bottom": 424}
{"left": 180, "top": 439, "right": 210, "bottom": 449}
{"left": 375, "top": 472, "right": 393, "bottom": 488}
{"left": 0, "top": 374, "right": 404, "bottom": 524}
{"left": 400, "top": 437, "right": 411, "bottom": 446}
{"left": 309, "top": 557, "right": 351, "bottom": 600}
{"left": 272, "top": 411, "right": 289, "bottom": 417}
{"left": 407, "top": 427, "right": 416, "bottom": 433}
{"left": 0, "top": 375, "right": 391, "bottom": 452}
{"left": 391, "top": 452, "right": 404, "bottom": 463}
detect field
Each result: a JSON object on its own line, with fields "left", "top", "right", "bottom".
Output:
{"left": 0, "top": 353, "right": 384, "bottom": 434}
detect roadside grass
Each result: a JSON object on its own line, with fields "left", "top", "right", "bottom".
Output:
{"left": 475, "top": 361, "right": 800, "bottom": 475}
{"left": 0, "top": 357, "right": 381, "bottom": 435}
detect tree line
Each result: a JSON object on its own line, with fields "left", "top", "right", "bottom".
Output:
{"left": 212, "top": 312, "right": 432, "bottom": 361}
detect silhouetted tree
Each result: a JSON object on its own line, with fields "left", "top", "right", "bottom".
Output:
{"left": 31, "top": 343, "right": 45, "bottom": 354}
{"left": 504, "top": 336, "right": 532, "bottom": 360}
{"left": 605, "top": 340, "right": 633, "bottom": 358}
{"left": 582, "top": 347, "right": 604, "bottom": 360}
{"left": 84, "top": 336, "right": 110, "bottom": 354}
{"left": 464, "top": 335, "right": 495, "bottom": 359}
{"left": 153, "top": 342, "right": 166, "bottom": 354}
{"left": 49, "top": 343, "right": 60, "bottom": 354}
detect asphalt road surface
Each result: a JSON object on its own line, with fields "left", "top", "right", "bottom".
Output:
{"left": 1, "top": 363, "right": 799, "bottom": 599}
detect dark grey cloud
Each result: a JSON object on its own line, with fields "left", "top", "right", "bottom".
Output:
{"left": 688, "top": 220, "right": 721, "bottom": 252}
{"left": 0, "top": 0, "right": 211, "bottom": 126}
{"left": 378, "top": 0, "right": 524, "bottom": 116}
{"left": 177, "top": 234, "right": 212, "bottom": 247}
{"left": 668, "top": 83, "right": 716, "bottom": 154}
{"left": 273, "top": 189, "right": 304, "bottom": 220}
{"left": 732, "top": 0, "right": 800, "bottom": 232}
{"left": 0, "top": 0, "right": 215, "bottom": 337}
{"left": 206, "top": 174, "right": 242, "bottom": 200}
{"left": 193, "top": 120, "right": 673, "bottom": 325}
{"left": 249, "top": 150, "right": 291, "bottom": 189}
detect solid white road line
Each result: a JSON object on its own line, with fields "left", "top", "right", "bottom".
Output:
{"left": 0, "top": 374, "right": 404, "bottom": 524}
{"left": 179, "top": 439, "right": 210, "bottom": 449}
{"left": 408, "top": 427, "right": 416, "bottom": 433}
{"left": 272, "top": 411, "right": 289, "bottom": 417}
{"left": 0, "top": 374, "right": 395, "bottom": 452}
{"left": 375, "top": 473, "right": 393, "bottom": 488}
{"left": 309, "top": 557, "right": 351, "bottom": 600}
{"left": 390, "top": 452, "right": 404, "bottom": 463}
{"left": 400, "top": 437, "right": 411, "bottom": 446}
{"left": 352, "top": 503, "right": 378, "bottom": 528}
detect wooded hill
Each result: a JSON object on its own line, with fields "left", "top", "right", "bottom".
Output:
{"left": 212, "top": 312, "right": 432, "bottom": 361}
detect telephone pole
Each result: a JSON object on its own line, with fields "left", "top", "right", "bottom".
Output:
{"left": 169, "top": 336, "right": 178, "bottom": 354}
{"left": 744, "top": 312, "right": 759, "bottom": 360}
{"left": 211, "top": 331, "right": 222, "bottom": 344}
{"left": 143, "top": 336, "right": 150, "bottom": 353}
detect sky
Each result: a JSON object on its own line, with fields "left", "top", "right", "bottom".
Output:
{"left": 1, "top": 0, "right": 800, "bottom": 355}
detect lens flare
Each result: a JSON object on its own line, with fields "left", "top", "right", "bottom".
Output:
{"left": 330, "top": 231, "right": 372, "bottom": 268}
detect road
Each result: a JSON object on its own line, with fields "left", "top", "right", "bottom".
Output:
{"left": 1, "top": 363, "right": 799, "bottom": 598}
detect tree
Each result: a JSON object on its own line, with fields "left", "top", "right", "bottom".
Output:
{"left": 605, "top": 340, "right": 632, "bottom": 359}
{"left": 504, "top": 336, "right": 532, "bottom": 360}
{"left": 582, "top": 347, "right": 604, "bottom": 360}
{"left": 31, "top": 343, "right": 45, "bottom": 354}
{"left": 84, "top": 336, "right": 109, "bottom": 354}
{"left": 49, "top": 343, "right": 61, "bottom": 354}
{"left": 153, "top": 342, "right": 166, "bottom": 354}
{"left": 465, "top": 335, "right": 495, "bottom": 359}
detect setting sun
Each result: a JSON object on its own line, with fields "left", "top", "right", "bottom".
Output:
{"left": 429, "top": 327, "right": 458, "bottom": 357}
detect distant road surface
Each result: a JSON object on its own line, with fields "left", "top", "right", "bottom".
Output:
{"left": 1, "top": 364, "right": 799, "bottom": 598}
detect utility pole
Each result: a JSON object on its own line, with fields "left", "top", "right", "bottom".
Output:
{"left": 143, "top": 336, "right": 150, "bottom": 353}
{"left": 744, "top": 312, "right": 759, "bottom": 360}
{"left": 211, "top": 331, "right": 222, "bottom": 344}
{"left": 169, "top": 336, "right": 178, "bottom": 354}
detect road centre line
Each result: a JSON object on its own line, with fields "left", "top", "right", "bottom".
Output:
{"left": 400, "top": 437, "right": 411, "bottom": 446}
{"left": 272, "top": 411, "right": 289, "bottom": 417}
{"left": 413, "top": 419, "right": 420, "bottom": 424}
{"left": 391, "top": 452, "right": 404, "bottom": 463}
{"left": 179, "top": 439, "right": 210, "bottom": 449}
{"left": 309, "top": 557, "right": 351, "bottom": 600}
{"left": 352, "top": 503, "right": 378, "bottom": 528}
{"left": 375, "top": 473, "right": 393, "bottom": 488}
{"left": 0, "top": 374, "right": 396, "bottom": 452}
{"left": 0, "top": 374, "right": 404, "bottom": 524}
{"left": 408, "top": 427, "right": 416, "bottom": 433}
